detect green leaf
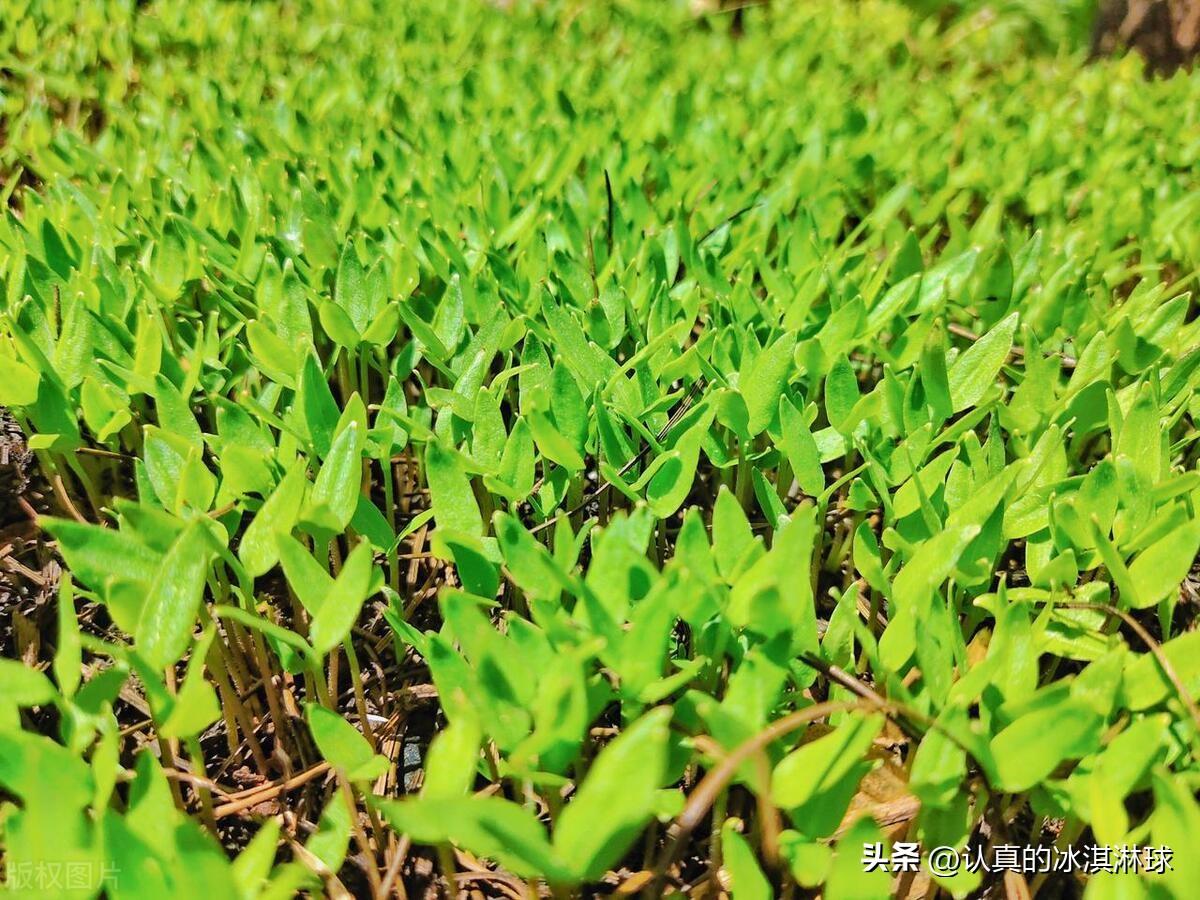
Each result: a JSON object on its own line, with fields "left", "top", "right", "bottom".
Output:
{"left": 136, "top": 521, "right": 214, "bottom": 670}
{"left": 722, "top": 821, "right": 772, "bottom": 900}
{"left": 712, "top": 486, "right": 756, "bottom": 582}
{"left": 550, "top": 361, "right": 587, "bottom": 451}
{"left": 371, "top": 375, "right": 410, "bottom": 458}
{"left": 232, "top": 819, "right": 282, "bottom": 899}
{"left": 426, "top": 440, "right": 483, "bottom": 542}
{"left": 422, "top": 716, "right": 482, "bottom": 799}
{"left": 239, "top": 466, "right": 308, "bottom": 577}
{"left": 160, "top": 627, "right": 221, "bottom": 739}
{"left": 1127, "top": 517, "right": 1200, "bottom": 609}
{"left": 351, "top": 493, "right": 396, "bottom": 551}
{"left": 489, "top": 416, "right": 535, "bottom": 499}
{"left": 54, "top": 574, "right": 82, "bottom": 698}
{"left": 1117, "top": 383, "right": 1163, "bottom": 486}
{"left": 1150, "top": 770, "right": 1200, "bottom": 895}
{"left": 947, "top": 312, "right": 1016, "bottom": 411}
{"left": 335, "top": 241, "right": 370, "bottom": 334}
{"left": 153, "top": 375, "right": 203, "bottom": 447}
{"left": 298, "top": 353, "right": 341, "bottom": 458}
{"left": 823, "top": 356, "right": 859, "bottom": 431}
{"left": 0, "top": 356, "right": 40, "bottom": 406}
{"left": 362, "top": 301, "right": 400, "bottom": 346}
{"left": 825, "top": 816, "right": 891, "bottom": 900}
{"left": 528, "top": 410, "right": 585, "bottom": 471}
{"left": 779, "top": 398, "right": 824, "bottom": 496}
{"left": 1122, "top": 630, "right": 1200, "bottom": 710}
{"left": 246, "top": 319, "right": 300, "bottom": 387}
{"left": 644, "top": 410, "right": 710, "bottom": 517}
{"left": 214, "top": 605, "right": 316, "bottom": 669}
{"left": 318, "top": 298, "right": 361, "bottom": 348}
{"left": 445, "top": 531, "right": 501, "bottom": 598}
{"left": 309, "top": 541, "right": 376, "bottom": 657}
{"left": 910, "top": 711, "right": 967, "bottom": 808}
{"left": 304, "top": 419, "right": 364, "bottom": 535}
{"left": 0, "top": 659, "right": 57, "bottom": 707}
{"left": 494, "top": 512, "right": 568, "bottom": 604}
{"left": 276, "top": 534, "right": 335, "bottom": 615}
{"left": 307, "top": 796, "right": 352, "bottom": 876}
{"left": 553, "top": 707, "right": 672, "bottom": 881}
{"left": 990, "top": 700, "right": 1103, "bottom": 791}
{"left": 772, "top": 714, "right": 883, "bottom": 809}
{"left": 305, "top": 703, "right": 388, "bottom": 781}
{"left": 879, "top": 524, "right": 979, "bottom": 670}
{"left": 41, "top": 518, "right": 161, "bottom": 596}
{"left": 374, "top": 795, "right": 570, "bottom": 882}
{"left": 742, "top": 333, "right": 795, "bottom": 435}
{"left": 919, "top": 328, "right": 953, "bottom": 421}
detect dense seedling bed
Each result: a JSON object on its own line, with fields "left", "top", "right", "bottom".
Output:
{"left": 2, "top": 1, "right": 1200, "bottom": 897}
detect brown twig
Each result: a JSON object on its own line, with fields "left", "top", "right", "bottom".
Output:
{"left": 378, "top": 834, "right": 411, "bottom": 899}
{"left": 213, "top": 761, "right": 332, "bottom": 818}
{"left": 50, "top": 472, "right": 88, "bottom": 523}
{"left": 163, "top": 767, "right": 235, "bottom": 800}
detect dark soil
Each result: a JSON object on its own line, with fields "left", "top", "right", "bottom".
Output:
{"left": 0, "top": 407, "right": 58, "bottom": 666}
{"left": 1091, "top": 0, "right": 1200, "bottom": 73}
{"left": 0, "top": 407, "right": 33, "bottom": 527}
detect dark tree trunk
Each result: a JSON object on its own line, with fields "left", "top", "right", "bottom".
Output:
{"left": 1091, "top": 0, "right": 1200, "bottom": 72}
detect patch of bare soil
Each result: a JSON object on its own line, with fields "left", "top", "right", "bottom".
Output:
{"left": 0, "top": 407, "right": 58, "bottom": 666}
{"left": 1092, "top": 0, "right": 1200, "bottom": 72}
